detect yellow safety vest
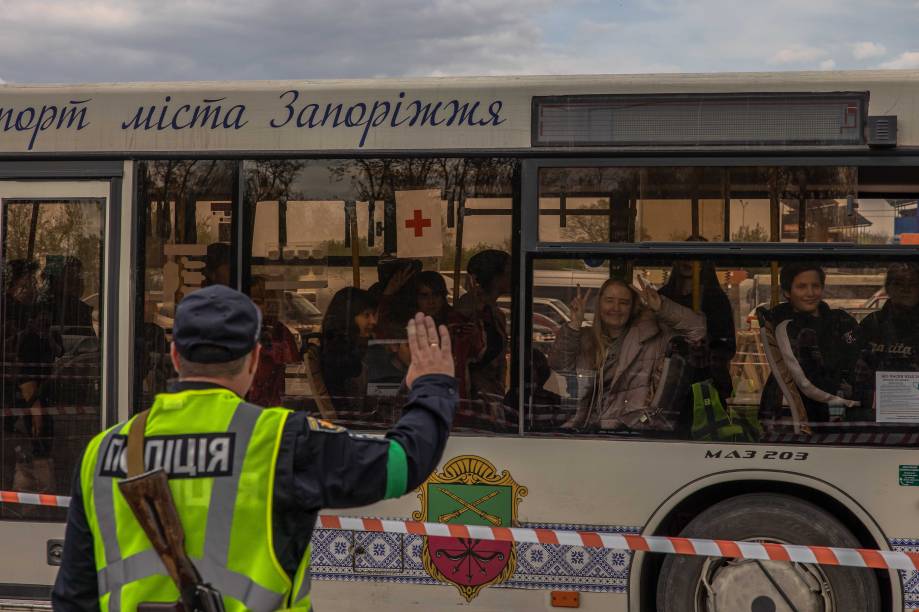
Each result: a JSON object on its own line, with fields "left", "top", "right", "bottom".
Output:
{"left": 80, "top": 388, "right": 312, "bottom": 611}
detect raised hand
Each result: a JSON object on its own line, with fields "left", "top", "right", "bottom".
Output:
{"left": 568, "top": 284, "right": 591, "bottom": 329}
{"left": 406, "top": 312, "right": 454, "bottom": 388}
{"left": 638, "top": 277, "right": 662, "bottom": 312}
{"left": 383, "top": 265, "right": 415, "bottom": 296}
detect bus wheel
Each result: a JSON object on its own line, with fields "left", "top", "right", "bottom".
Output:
{"left": 655, "top": 493, "right": 880, "bottom": 612}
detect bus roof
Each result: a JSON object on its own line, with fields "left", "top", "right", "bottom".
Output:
{"left": 5, "top": 68, "right": 919, "bottom": 90}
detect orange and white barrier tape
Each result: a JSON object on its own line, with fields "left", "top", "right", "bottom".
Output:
{"left": 3, "top": 490, "right": 917, "bottom": 572}
{"left": 0, "top": 490, "right": 70, "bottom": 508}
{"left": 1, "top": 406, "right": 98, "bottom": 417}
{"left": 318, "top": 516, "right": 919, "bottom": 572}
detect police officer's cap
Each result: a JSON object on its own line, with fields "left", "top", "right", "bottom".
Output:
{"left": 174, "top": 285, "right": 262, "bottom": 364}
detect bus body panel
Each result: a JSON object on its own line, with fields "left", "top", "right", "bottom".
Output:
{"left": 0, "top": 70, "right": 918, "bottom": 153}
{"left": 316, "top": 436, "right": 911, "bottom": 609}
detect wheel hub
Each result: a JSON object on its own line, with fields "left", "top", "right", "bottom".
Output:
{"left": 699, "top": 556, "right": 832, "bottom": 612}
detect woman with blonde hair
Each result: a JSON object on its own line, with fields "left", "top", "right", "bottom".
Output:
{"left": 549, "top": 276, "right": 706, "bottom": 432}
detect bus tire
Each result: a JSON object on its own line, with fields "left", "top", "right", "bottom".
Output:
{"left": 655, "top": 493, "right": 880, "bottom": 612}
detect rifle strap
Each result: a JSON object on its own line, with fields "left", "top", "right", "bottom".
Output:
{"left": 126, "top": 409, "right": 151, "bottom": 478}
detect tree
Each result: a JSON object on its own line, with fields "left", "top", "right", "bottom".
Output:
{"left": 858, "top": 230, "right": 892, "bottom": 245}
{"left": 732, "top": 223, "right": 770, "bottom": 242}
{"left": 4, "top": 200, "right": 103, "bottom": 296}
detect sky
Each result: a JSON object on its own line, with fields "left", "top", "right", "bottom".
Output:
{"left": 0, "top": 0, "right": 917, "bottom": 84}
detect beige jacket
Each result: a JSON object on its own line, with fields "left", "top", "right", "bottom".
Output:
{"left": 548, "top": 297, "right": 706, "bottom": 431}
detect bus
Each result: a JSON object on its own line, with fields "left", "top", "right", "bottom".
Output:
{"left": 1, "top": 71, "right": 919, "bottom": 611}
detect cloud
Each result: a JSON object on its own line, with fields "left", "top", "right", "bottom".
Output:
{"left": 770, "top": 45, "right": 827, "bottom": 65}
{"left": 10, "top": 1, "right": 138, "bottom": 29}
{"left": 851, "top": 41, "right": 886, "bottom": 60}
{"left": 880, "top": 51, "right": 919, "bottom": 69}
{"left": 0, "top": 0, "right": 681, "bottom": 82}
{"left": 578, "top": 20, "right": 619, "bottom": 34}
{"left": 0, "top": 0, "right": 916, "bottom": 83}
{"left": 819, "top": 59, "right": 836, "bottom": 70}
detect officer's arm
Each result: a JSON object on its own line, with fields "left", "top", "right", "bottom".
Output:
{"left": 291, "top": 314, "right": 457, "bottom": 508}
{"left": 379, "top": 314, "right": 457, "bottom": 496}
{"left": 52, "top": 454, "right": 99, "bottom": 611}
{"left": 292, "top": 374, "right": 456, "bottom": 508}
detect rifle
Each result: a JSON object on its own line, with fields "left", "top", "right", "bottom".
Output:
{"left": 117, "top": 410, "right": 225, "bottom": 612}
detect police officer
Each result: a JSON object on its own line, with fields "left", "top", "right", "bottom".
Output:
{"left": 52, "top": 285, "right": 457, "bottom": 610}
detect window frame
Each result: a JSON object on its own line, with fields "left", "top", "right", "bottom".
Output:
{"left": 133, "top": 156, "right": 522, "bottom": 433}
{"left": 517, "top": 156, "right": 919, "bottom": 439}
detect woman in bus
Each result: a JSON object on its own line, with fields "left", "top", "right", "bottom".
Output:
{"left": 659, "top": 255, "right": 736, "bottom": 400}
{"left": 550, "top": 277, "right": 706, "bottom": 432}
{"left": 759, "top": 263, "right": 860, "bottom": 424}
{"left": 319, "top": 287, "right": 378, "bottom": 411}
{"left": 450, "top": 249, "right": 512, "bottom": 429}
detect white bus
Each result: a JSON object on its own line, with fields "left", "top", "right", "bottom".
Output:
{"left": 2, "top": 71, "right": 919, "bottom": 611}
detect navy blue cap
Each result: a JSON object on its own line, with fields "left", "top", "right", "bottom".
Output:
{"left": 173, "top": 285, "right": 262, "bottom": 364}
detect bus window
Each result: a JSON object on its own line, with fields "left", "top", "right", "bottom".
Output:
{"left": 243, "top": 158, "right": 517, "bottom": 433}
{"left": 1, "top": 197, "right": 104, "bottom": 521}
{"left": 528, "top": 256, "right": 919, "bottom": 445}
{"left": 637, "top": 167, "right": 727, "bottom": 241}
{"left": 538, "top": 167, "right": 634, "bottom": 242}
{"left": 134, "top": 160, "right": 238, "bottom": 409}
{"left": 538, "top": 166, "right": 859, "bottom": 244}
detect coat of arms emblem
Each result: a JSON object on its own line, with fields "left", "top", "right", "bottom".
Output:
{"left": 413, "top": 455, "right": 527, "bottom": 601}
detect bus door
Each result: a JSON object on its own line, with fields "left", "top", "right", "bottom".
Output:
{"left": 0, "top": 180, "right": 111, "bottom": 594}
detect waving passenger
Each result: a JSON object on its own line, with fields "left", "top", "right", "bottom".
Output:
{"left": 758, "top": 263, "right": 859, "bottom": 425}
{"left": 853, "top": 263, "right": 919, "bottom": 415}
{"left": 449, "top": 250, "right": 512, "bottom": 429}
{"left": 549, "top": 278, "right": 706, "bottom": 432}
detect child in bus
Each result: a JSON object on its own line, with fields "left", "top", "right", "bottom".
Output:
{"left": 853, "top": 263, "right": 919, "bottom": 417}
{"left": 319, "top": 287, "right": 378, "bottom": 414}
{"left": 550, "top": 278, "right": 706, "bottom": 432}
{"left": 411, "top": 270, "right": 452, "bottom": 328}
{"left": 759, "top": 263, "right": 860, "bottom": 425}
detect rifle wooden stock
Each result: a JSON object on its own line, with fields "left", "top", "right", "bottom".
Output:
{"left": 118, "top": 469, "right": 203, "bottom": 610}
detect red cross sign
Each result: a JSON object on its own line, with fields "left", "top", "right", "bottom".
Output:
{"left": 405, "top": 209, "right": 432, "bottom": 237}
{"left": 396, "top": 190, "right": 442, "bottom": 258}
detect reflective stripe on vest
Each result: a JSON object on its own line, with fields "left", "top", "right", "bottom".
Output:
{"left": 289, "top": 544, "right": 312, "bottom": 609}
{"left": 84, "top": 391, "right": 303, "bottom": 611}
{"left": 93, "top": 427, "right": 126, "bottom": 611}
